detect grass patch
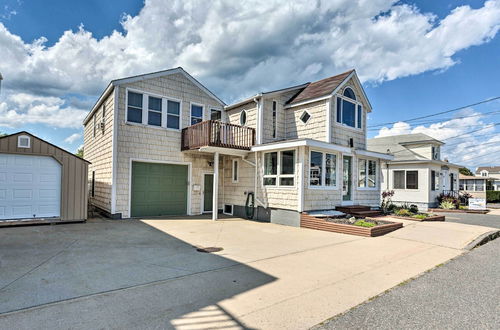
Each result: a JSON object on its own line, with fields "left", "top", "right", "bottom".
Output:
{"left": 353, "top": 220, "right": 376, "bottom": 228}
{"left": 412, "top": 214, "right": 428, "bottom": 220}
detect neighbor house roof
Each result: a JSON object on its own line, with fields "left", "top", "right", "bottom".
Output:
{"left": 83, "top": 67, "right": 225, "bottom": 124}
{"left": 476, "top": 166, "right": 500, "bottom": 173}
{"left": 368, "top": 133, "right": 455, "bottom": 164}
{"left": 459, "top": 174, "right": 487, "bottom": 180}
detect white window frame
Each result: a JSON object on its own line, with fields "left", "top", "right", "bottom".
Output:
{"left": 125, "top": 88, "right": 183, "bottom": 132}
{"left": 147, "top": 95, "right": 163, "bottom": 127}
{"left": 308, "top": 150, "right": 339, "bottom": 190}
{"left": 263, "top": 149, "right": 296, "bottom": 188}
{"left": 300, "top": 110, "right": 312, "bottom": 124}
{"left": 480, "top": 170, "right": 488, "bottom": 177}
{"left": 240, "top": 110, "right": 247, "bottom": 126}
{"left": 335, "top": 87, "right": 363, "bottom": 131}
{"left": 223, "top": 204, "right": 234, "bottom": 216}
{"left": 393, "top": 169, "right": 419, "bottom": 190}
{"left": 357, "top": 158, "right": 378, "bottom": 190}
{"left": 17, "top": 135, "right": 31, "bottom": 148}
{"left": 232, "top": 159, "right": 239, "bottom": 183}
{"left": 190, "top": 102, "right": 205, "bottom": 126}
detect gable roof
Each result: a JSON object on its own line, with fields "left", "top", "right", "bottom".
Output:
{"left": 368, "top": 133, "right": 445, "bottom": 161}
{"left": 84, "top": 67, "right": 225, "bottom": 124}
{"left": 460, "top": 174, "right": 487, "bottom": 180}
{"left": 476, "top": 166, "right": 500, "bottom": 173}
{"left": 286, "top": 70, "right": 353, "bottom": 104}
{"left": 0, "top": 131, "right": 90, "bottom": 163}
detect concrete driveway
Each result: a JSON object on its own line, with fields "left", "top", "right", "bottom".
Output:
{"left": 0, "top": 216, "right": 496, "bottom": 329}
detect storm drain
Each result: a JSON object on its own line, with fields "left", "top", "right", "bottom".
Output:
{"left": 196, "top": 247, "right": 223, "bottom": 253}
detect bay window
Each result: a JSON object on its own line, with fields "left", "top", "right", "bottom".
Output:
{"left": 358, "top": 159, "right": 377, "bottom": 188}
{"left": 263, "top": 150, "right": 295, "bottom": 186}
{"left": 310, "top": 151, "right": 337, "bottom": 187}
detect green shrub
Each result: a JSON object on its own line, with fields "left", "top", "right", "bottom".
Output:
{"left": 395, "top": 209, "right": 412, "bottom": 217}
{"left": 459, "top": 205, "right": 468, "bottom": 210}
{"left": 353, "top": 220, "right": 376, "bottom": 228}
{"left": 440, "top": 200, "right": 455, "bottom": 209}
{"left": 412, "top": 214, "right": 428, "bottom": 220}
{"left": 486, "top": 190, "right": 500, "bottom": 203}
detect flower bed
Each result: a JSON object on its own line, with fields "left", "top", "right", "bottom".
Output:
{"left": 300, "top": 213, "right": 403, "bottom": 237}
{"left": 390, "top": 214, "right": 445, "bottom": 221}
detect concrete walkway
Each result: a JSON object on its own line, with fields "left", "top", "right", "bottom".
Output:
{"left": 0, "top": 216, "right": 495, "bottom": 329}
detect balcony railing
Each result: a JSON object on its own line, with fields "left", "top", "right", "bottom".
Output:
{"left": 181, "top": 120, "right": 255, "bottom": 151}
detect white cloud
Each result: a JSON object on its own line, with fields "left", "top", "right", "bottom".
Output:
{"left": 64, "top": 133, "right": 81, "bottom": 144}
{"left": 375, "top": 109, "right": 500, "bottom": 167}
{"left": 0, "top": 92, "right": 87, "bottom": 128}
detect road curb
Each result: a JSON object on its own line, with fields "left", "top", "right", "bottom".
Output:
{"left": 464, "top": 230, "right": 500, "bottom": 250}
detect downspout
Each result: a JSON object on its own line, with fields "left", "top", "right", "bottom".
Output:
{"left": 242, "top": 152, "right": 266, "bottom": 208}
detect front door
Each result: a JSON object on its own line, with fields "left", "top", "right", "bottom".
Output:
{"left": 343, "top": 156, "right": 352, "bottom": 202}
{"left": 203, "top": 173, "right": 214, "bottom": 213}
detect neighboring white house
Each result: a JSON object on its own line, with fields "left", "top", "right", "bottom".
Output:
{"left": 83, "top": 67, "right": 392, "bottom": 226}
{"left": 459, "top": 174, "right": 487, "bottom": 199}
{"left": 368, "top": 133, "right": 461, "bottom": 210}
{"left": 476, "top": 166, "right": 500, "bottom": 191}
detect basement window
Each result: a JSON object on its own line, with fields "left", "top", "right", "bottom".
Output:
{"left": 223, "top": 204, "right": 233, "bottom": 215}
{"left": 17, "top": 135, "right": 30, "bottom": 148}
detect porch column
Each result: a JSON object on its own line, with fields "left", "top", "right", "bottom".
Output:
{"left": 212, "top": 152, "right": 219, "bottom": 220}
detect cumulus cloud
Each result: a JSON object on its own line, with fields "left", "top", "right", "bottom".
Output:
{"left": 64, "top": 133, "right": 81, "bottom": 144}
{"left": 0, "top": 92, "right": 87, "bottom": 128}
{"left": 375, "top": 109, "right": 500, "bottom": 167}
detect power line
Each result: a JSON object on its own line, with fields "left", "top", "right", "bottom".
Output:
{"left": 368, "top": 96, "right": 500, "bottom": 128}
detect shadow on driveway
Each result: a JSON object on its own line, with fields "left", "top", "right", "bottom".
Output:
{"left": 0, "top": 218, "right": 276, "bottom": 329}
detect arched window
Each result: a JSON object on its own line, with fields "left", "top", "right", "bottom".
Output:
{"left": 240, "top": 110, "right": 247, "bottom": 126}
{"left": 343, "top": 87, "right": 356, "bottom": 100}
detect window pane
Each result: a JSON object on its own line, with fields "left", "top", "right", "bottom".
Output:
{"left": 167, "top": 100, "right": 180, "bottom": 115}
{"left": 264, "top": 177, "right": 276, "bottom": 185}
{"left": 343, "top": 87, "right": 356, "bottom": 100}
{"left": 167, "top": 114, "right": 179, "bottom": 129}
{"left": 342, "top": 100, "right": 356, "bottom": 127}
{"left": 475, "top": 179, "right": 484, "bottom": 191}
{"left": 358, "top": 159, "right": 366, "bottom": 187}
{"left": 264, "top": 152, "right": 277, "bottom": 175}
{"left": 128, "top": 92, "right": 142, "bottom": 108}
{"left": 431, "top": 170, "right": 436, "bottom": 191}
{"left": 127, "top": 107, "right": 142, "bottom": 123}
{"left": 211, "top": 109, "right": 221, "bottom": 120}
{"left": 240, "top": 111, "right": 247, "bottom": 125}
{"left": 406, "top": 171, "right": 418, "bottom": 189}
{"left": 368, "top": 160, "right": 376, "bottom": 188}
{"left": 336, "top": 97, "right": 342, "bottom": 123}
{"left": 357, "top": 105, "right": 362, "bottom": 129}
{"left": 191, "top": 105, "right": 203, "bottom": 118}
{"left": 148, "top": 96, "right": 162, "bottom": 111}
{"left": 325, "top": 153, "right": 336, "bottom": 186}
{"left": 280, "top": 177, "right": 294, "bottom": 186}
{"left": 394, "top": 170, "right": 405, "bottom": 189}
{"left": 281, "top": 150, "right": 295, "bottom": 175}
{"left": 148, "top": 111, "right": 161, "bottom": 126}
{"left": 310, "top": 151, "right": 323, "bottom": 186}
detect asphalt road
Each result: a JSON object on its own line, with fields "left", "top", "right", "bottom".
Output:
{"left": 315, "top": 238, "right": 500, "bottom": 330}
{"left": 441, "top": 211, "right": 500, "bottom": 229}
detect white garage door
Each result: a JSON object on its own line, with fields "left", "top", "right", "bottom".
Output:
{"left": 0, "top": 154, "right": 62, "bottom": 220}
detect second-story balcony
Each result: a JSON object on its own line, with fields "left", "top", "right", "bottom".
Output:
{"left": 181, "top": 120, "right": 255, "bottom": 152}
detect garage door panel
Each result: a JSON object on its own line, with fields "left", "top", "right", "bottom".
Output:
{"left": 131, "top": 162, "right": 188, "bottom": 217}
{"left": 0, "top": 154, "right": 61, "bottom": 220}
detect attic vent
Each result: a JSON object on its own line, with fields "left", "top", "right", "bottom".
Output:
{"left": 300, "top": 111, "right": 311, "bottom": 124}
{"left": 17, "top": 135, "right": 31, "bottom": 148}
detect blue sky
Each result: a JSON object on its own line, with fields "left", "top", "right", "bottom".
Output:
{"left": 0, "top": 0, "right": 499, "bottom": 168}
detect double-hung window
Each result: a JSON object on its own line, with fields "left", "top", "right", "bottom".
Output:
{"left": 211, "top": 109, "right": 222, "bottom": 121}
{"left": 167, "top": 100, "right": 180, "bottom": 129}
{"left": 127, "top": 91, "right": 143, "bottom": 123}
{"left": 309, "top": 151, "right": 337, "bottom": 187}
{"left": 336, "top": 87, "right": 362, "bottom": 129}
{"left": 148, "top": 96, "right": 162, "bottom": 126}
{"left": 358, "top": 159, "right": 377, "bottom": 188}
{"left": 393, "top": 170, "right": 418, "bottom": 189}
{"left": 263, "top": 150, "right": 295, "bottom": 186}
{"left": 191, "top": 104, "right": 203, "bottom": 125}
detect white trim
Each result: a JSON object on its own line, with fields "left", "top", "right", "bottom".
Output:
{"left": 355, "top": 149, "right": 393, "bottom": 161}
{"left": 201, "top": 171, "right": 214, "bottom": 214}
{"left": 262, "top": 149, "right": 297, "bottom": 187}
{"left": 325, "top": 97, "right": 331, "bottom": 143}
{"left": 128, "top": 158, "right": 192, "bottom": 218}
{"left": 83, "top": 83, "right": 113, "bottom": 124}
{"left": 17, "top": 135, "right": 30, "bottom": 148}
{"left": 240, "top": 109, "right": 248, "bottom": 126}
{"left": 212, "top": 152, "right": 219, "bottom": 220}
{"left": 252, "top": 139, "right": 352, "bottom": 154}
{"left": 223, "top": 204, "right": 234, "bottom": 216}
{"left": 232, "top": 159, "right": 239, "bottom": 183}
{"left": 308, "top": 149, "right": 340, "bottom": 190}
{"left": 258, "top": 99, "right": 264, "bottom": 144}
{"left": 298, "top": 146, "right": 305, "bottom": 212}
{"left": 334, "top": 93, "right": 363, "bottom": 131}
{"left": 110, "top": 87, "right": 119, "bottom": 214}
{"left": 356, "top": 158, "right": 378, "bottom": 191}
{"left": 190, "top": 102, "right": 205, "bottom": 125}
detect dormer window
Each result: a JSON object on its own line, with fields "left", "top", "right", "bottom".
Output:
{"left": 336, "top": 87, "right": 362, "bottom": 129}
{"left": 18, "top": 135, "right": 31, "bottom": 148}
{"left": 343, "top": 87, "right": 356, "bottom": 100}
{"left": 481, "top": 170, "right": 488, "bottom": 177}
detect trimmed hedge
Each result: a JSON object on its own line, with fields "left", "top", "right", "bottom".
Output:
{"left": 486, "top": 190, "right": 500, "bottom": 202}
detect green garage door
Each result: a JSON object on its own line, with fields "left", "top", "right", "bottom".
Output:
{"left": 131, "top": 162, "right": 188, "bottom": 217}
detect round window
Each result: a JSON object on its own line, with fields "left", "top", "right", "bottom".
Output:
{"left": 240, "top": 111, "right": 247, "bottom": 126}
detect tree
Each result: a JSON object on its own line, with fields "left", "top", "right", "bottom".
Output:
{"left": 75, "top": 147, "right": 84, "bottom": 158}
{"left": 0, "top": 132, "right": 7, "bottom": 137}
{"left": 459, "top": 167, "right": 473, "bottom": 176}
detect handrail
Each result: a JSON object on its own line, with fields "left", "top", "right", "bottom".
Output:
{"left": 181, "top": 120, "right": 255, "bottom": 151}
